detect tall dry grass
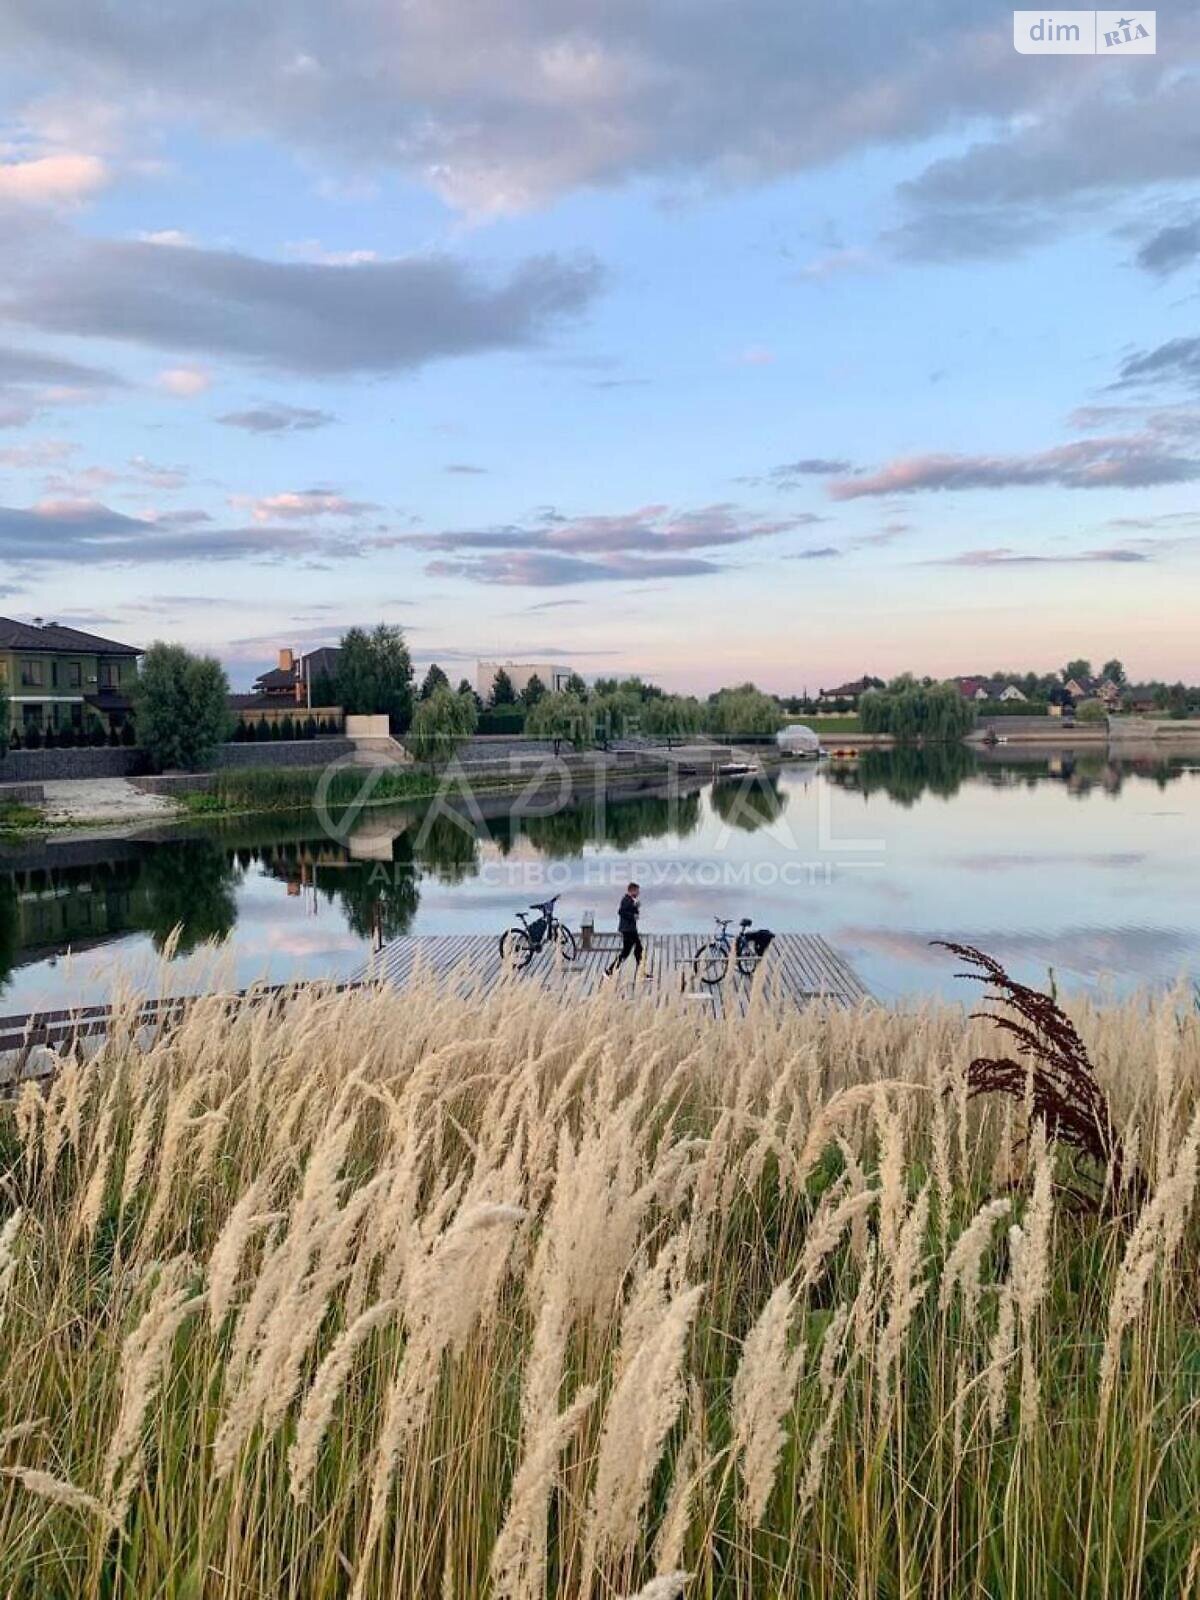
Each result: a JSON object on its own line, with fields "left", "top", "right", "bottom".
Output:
{"left": 1, "top": 970, "right": 1199, "bottom": 1598}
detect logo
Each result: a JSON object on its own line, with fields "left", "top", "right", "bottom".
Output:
{"left": 1013, "top": 10, "right": 1155, "bottom": 52}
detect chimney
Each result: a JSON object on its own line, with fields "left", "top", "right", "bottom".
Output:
{"left": 278, "top": 648, "right": 295, "bottom": 674}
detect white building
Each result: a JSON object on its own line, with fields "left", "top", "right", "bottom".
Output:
{"left": 476, "top": 660, "right": 576, "bottom": 700}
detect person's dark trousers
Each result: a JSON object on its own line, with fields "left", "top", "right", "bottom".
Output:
{"left": 606, "top": 930, "right": 643, "bottom": 975}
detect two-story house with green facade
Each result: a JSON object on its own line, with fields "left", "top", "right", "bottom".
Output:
{"left": 0, "top": 617, "right": 141, "bottom": 739}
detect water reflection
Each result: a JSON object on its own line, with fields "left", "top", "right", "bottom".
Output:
{"left": 0, "top": 779, "right": 705, "bottom": 998}
{"left": 709, "top": 775, "right": 786, "bottom": 830}
{"left": 2, "top": 750, "right": 1198, "bottom": 1008}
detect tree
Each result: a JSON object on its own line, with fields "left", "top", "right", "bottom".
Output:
{"left": 526, "top": 691, "right": 592, "bottom": 755}
{"left": 490, "top": 667, "right": 517, "bottom": 707}
{"left": 419, "top": 662, "right": 450, "bottom": 700}
{"left": 405, "top": 685, "right": 478, "bottom": 765}
{"left": 642, "top": 694, "right": 703, "bottom": 748}
{"left": 859, "top": 682, "right": 974, "bottom": 741}
{"left": 564, "top": 672, "right": 588, "bottom": 698}
{"left": 133, "top": 642, "right": 233, "bottom": 771}
{"left": 1101, "top": 658, "right": 1126, "bottom": 687}
{"left": 593, "top": 674, "right": 664, "bottom": 701}
{"left": 309, "top": 670, "right": 339, "bottom": 708}
{"left": 521, "top": 672, "right": 547, "bottom": 709}
{"left": 457, "top": 678, "right": 484, "bottom": 711}
{"left": 707, "top": 685, "right": 782, "bottom": 739}
{"left": 1062, "top": 659, "right": 1092, "bottom": 685}
{"left": 335, "top": 624, "right": 414, "bottom": 731}
{"left": 589, "top": 688, "right": 642, "bottom": 743}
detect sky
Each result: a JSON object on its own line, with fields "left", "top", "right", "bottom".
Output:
{"left": 0, "top": 1, "right": 1198, "bottom": 693}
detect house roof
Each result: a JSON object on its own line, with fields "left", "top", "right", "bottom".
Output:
{"left": 0, "top": 616, "right": 141, "bottom": 655}
{"left": 302, "top": 646, "right": 340, "bottom": 676}
{"left": 253, "top": 666, "right": 296, "bottom": 691}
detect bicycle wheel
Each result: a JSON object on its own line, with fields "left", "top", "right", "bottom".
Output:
{"left": 736, "top": 935, "right": 760, "bottom": 978}
{"left": 693, "top": 941, "right": 729, "bottom": 985}
{"left": 554, "top": 923, "right": 577, "bottom": 961}
{"left": 500, "top": 928, "right": 534, "bottom": 969}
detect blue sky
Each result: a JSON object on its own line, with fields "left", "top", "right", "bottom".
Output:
{"left": 0, "top": 1, "right": 1197, "bottom": 691}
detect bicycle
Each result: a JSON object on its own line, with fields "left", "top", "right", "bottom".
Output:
{"left": 692, "top": 916, "right": 771, "bottom": 985}
{"left": 499, "top": 896, "right": 578, "bottom": 969}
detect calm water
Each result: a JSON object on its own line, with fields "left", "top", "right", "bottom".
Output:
{"left": 2, "top": 742, "right": 1198, "bottom": 1012}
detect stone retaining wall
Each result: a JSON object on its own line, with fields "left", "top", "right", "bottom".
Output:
{"left": 0, "top": 747, "right": 147, "bottom": 782}
{"left": 132, "top": 739, "right": 357, "bottom": 796}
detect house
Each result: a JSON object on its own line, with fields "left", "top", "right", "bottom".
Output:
{"left": 954, "top": 677, "right": 1028, "bottom": 704}
{"left": 476, "top": 660, "right": 576, "bottom": 700}
{"left": 816, "top": 675, "right": 884, "bottom": 706}
{"left": 954, "top": 677, "right": 993, "bottom": 702}
{"left": 1063, "top": 675, "right": 1122, "bottom": 705}
{"left": 250, "top": 647, "right": 342, "bottom": 707}
{"left": 0, "top": 616, "right": 141, "bottom": 738}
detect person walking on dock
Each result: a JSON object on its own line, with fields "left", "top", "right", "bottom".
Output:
{"left": 606, "top": 881, "right": 645, "bottom": 977}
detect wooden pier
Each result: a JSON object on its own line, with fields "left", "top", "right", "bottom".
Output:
{"left": 0, "top": 932, "right": 870, "bottom": 1088}
{"left": 356, "top": 932, "right": 871, "bottom": 1018}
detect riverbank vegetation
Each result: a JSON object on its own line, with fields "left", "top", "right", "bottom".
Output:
{"left": 2, "top": 968, "right": 1198, "bottom": 1597}
{"left": 181, "top": 764, "right": 446, "bottom": 817}
{"left": 860, "top": 678, "right": 976, "bottom": 741}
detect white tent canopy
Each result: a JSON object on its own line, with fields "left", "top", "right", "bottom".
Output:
{"left": 776, "top": 723, "right": 821, "bottom": 754}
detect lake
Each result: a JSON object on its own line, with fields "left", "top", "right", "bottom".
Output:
{"left": 2, "top": 741, "right": 1198, "bottom": 1012}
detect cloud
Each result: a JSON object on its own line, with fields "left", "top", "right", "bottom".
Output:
{"left": 412, "top": 502, "right": 808, "bottom": 556}
{"left": 784, "top": 545, "right": 841, "bottom": 560}
{"left": 0, "top": 342, "right": 125, "bottom": 426}
{"left": 156, "top": 366, "right": 212, "bottom": 396}
{"left": 0, "top": 437, "right": 76, "bottom": 469}
{"left": 1115, "top": 338, "right": 1200, "bottom": 393}
{"left": 930, "top": 545, "right": 1153, "bottom": 567}
{"left": 0, "top": 497, "right": 377, "bottom": 566}
{"left": 0, "top": 345, "right": 118, "bottom": 390}
{"left": 237, "top": 488, "right": 379, "bottom": 522}
{"left": 427, "top": 551, "right": 721, "bottom": 586}
{"left": 894, "top": 68, "right": 1200, "bottom": 259}
{"left": 0, "top": 151, "right": 108, "bottom": 205}
{"left": 1136, "top": 216, "right": 1200, "bottom": 276}
{"left": 444, "top": 462, "right": 489, "bottom": 475}
{"left": 769, "top": 458, "right": 852, "bottom": 483}
{"left": 0, "top": 223, "right": 604, "bottom": 375}
{"left": 217, "top": 403, "right": 336, "bottom": 433}
{"left": 830, "top": 437, "right": 1200, "bottom": 498}
{"left": 410, "top": 500, "right": 814, "bottom": 584}
{"left": 0, "top": 0, "right": 1166, "bottom": 225}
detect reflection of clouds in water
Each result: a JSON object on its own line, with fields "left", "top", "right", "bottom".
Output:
{"left": 951, "top": 851, "right": 1147, "bottom": 872}
{"left": 838, "top": 924, "right": 1194, "bottom": 982}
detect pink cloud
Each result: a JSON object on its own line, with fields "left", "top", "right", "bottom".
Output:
{"left": 0, "top": 152, "right": 108, "bottom": 204}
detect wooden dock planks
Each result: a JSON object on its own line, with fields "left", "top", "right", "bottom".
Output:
{"left": 0, "top": 932, "right": 872, "bottom": 1089}
{"left": 356, "top": 931, "right": 871, "bottom": 1014}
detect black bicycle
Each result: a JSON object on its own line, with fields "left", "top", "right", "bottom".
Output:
{"left": 692, "top": 916, "right": 774, "bottom": 985}
{"left": 499, "top": 896, "right": 578, "bottom": 969}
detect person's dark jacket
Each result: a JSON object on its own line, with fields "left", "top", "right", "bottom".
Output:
{"left": 617, "top": 893, "right": 639, "bottom": 934}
